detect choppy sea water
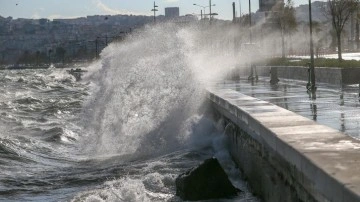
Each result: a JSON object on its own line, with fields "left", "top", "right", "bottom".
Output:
{"left": 0, "top": 23, "right": 259, "bottom": 202}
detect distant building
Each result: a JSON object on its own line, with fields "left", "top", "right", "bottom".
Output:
{"left": 165, "top": 7, "right": 180, "bottom": 18}
{"left": 259, "top": 0, "right": 283, "bottom": 12}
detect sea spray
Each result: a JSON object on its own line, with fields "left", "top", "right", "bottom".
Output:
{"left": 80, "top": 23, "right": 241, "bottom": 158}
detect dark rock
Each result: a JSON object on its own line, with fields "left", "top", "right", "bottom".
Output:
{"left": 17, "top": 77, "right": 24, "bottom": 82}
{"left": 175, "top": 157, "right": 240, "bottom": 201}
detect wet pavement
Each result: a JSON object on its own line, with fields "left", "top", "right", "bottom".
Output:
{"left": 219, "top": 77, "right": 360, "bottom": 140}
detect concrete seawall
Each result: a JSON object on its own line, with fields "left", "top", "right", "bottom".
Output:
{"left": 208, "top": 88, "right": 360, "bottom": 202}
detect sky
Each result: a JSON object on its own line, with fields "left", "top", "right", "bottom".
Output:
{"left": 0, "top": 0, "right": 326, "bottom": 20}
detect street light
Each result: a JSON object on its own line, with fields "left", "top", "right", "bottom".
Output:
{"left": 209, "top": 0, "right": 216, "bottom": 22}
{"left": 308, "top": 0, "right": 316, "bottom": 91}
{"left": 247, "top": 0, "right": 257, "bottom": 81}
{"left": 151, "top": 1, "right": 158, "bottom": 23}
{"left": 193, "top": 4, "right": 206, "bottom": 19}
{"left": 193, "top": 3, "right": 215, "bottom": 20}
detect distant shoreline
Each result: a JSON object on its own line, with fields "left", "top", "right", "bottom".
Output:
{"left": 1, "top": 61, "right": 91, "bottom": 70}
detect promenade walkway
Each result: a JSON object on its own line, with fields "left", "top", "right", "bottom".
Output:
{"left": 218, "top": 78, "right": 360, "bottom": 140}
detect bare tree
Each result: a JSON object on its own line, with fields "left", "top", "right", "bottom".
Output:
{"left": 326, "top": 0, "right": 359, "bottom": 61}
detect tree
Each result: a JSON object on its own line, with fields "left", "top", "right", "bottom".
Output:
{"left": 280, "top": 0, "right": 298, "bottom": 58}
{"left": 281, "top": 0, "right": 298, "bottom": 35}
{"left": 326, "top": 0, "right": 359, "bottom": 61}
{"left": 270, "top": 0, "right": 297, "bottom": 58}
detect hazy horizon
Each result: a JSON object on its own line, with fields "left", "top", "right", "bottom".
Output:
{"left": 0, "top": 0, "right": 326, "bottom": 21}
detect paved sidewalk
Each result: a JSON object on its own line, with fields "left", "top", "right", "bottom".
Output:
{"left": 218, "top": 78, "right": 360, "bottom": 139}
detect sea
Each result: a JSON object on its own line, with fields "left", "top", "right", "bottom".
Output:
{"left": 0, "top": 23, "right": 259, "bottom": 201}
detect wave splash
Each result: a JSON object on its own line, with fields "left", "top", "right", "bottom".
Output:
{"left": 70, "top": 22, "right": 260, "bottom": 202}
{"left": 81, "top": 23, "right": 239, "bottom": 158}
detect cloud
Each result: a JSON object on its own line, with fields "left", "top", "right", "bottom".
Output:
{"left": 95, "top": 0, "right": 148, "bottom": 16}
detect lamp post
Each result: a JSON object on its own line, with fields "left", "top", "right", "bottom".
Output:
{"left": 239, "top": 0, "right": 242, "bottom": 17}
{"left": 249, "top": 0, "right": 252, "bottom": 43}
{"left": 193, "top": 4, "right": 206, "bottom": 19}
{"left": 233, "top": 2, "right": 236, "bottom": 23}
{"left": 193, "top": 3, "right": 214, "bottom": 20}
{"left": 247, "top": 0, "right": 257, "bottom": 81}
{"left": 210, "top": 0, "right": 212, "bottom": 21}
{"left": 151, "top": 1, "right": 158, "bottom": 23}
{"left": 308, "top": 0, "right": 316, "bottom": 91}
{"left": 209, "top": 0, "right": 216, "bottom": 22}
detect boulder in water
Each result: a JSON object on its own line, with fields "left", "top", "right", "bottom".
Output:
{"left": 17, "top": 77, "right": 24, "bottom": 82}
{"left": 175, "top": 157, "right": 240, "bottom": 201}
